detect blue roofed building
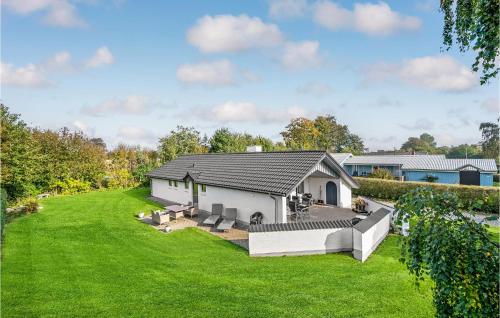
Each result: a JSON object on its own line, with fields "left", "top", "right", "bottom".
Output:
{"left": 334, "top": 154, "right": 497, "bottom": 187}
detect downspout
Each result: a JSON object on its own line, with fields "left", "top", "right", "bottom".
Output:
{"left": 269, "top": 193, "right": 279, "bottom": 223}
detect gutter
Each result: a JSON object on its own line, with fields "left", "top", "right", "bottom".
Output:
{"left": 269, "top": 193, "right": 279, "bottom": 223}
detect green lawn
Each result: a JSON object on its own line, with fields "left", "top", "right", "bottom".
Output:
{"left": 1, "top": 188, "right": 433, "bottom": 317}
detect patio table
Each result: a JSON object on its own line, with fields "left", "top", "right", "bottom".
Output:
{"left": 165, "top": 205, "right": 190, "bottom": 222}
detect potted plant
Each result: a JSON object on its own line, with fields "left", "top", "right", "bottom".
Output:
{"left": 353, "top": 197, "right": 367, "bottom": 212}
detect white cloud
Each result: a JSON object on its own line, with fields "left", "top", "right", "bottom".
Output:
{"left": 296, "top": 82, "right": 333, "bottom": 96}
{"left": 1, "top": 62, "right": 50, "bottom": 88}
{"left": 187, "top": 14, "right": 284, "bottom": 53}
{"left": 81, "top": 96, "right": 156, "bottom": 116}
{"left": 85, "top": 47, "right": 114, "bottom": 68}
{"left": 365, "top": 55, "right": 477, "bottom": 92}
{"left": 195, "top": 101, "right": 307, "bottom": 123}
{"left": 2, "top": 0, "right": 86, "bottom": 28}
{"left": 117, "top": 126, "right": 154, "bottom": 140}
{"left": 313, "top": 1, "right": 421, "bottom": 36}
{"left": 269, "top": 0, "right": 308, "bottom": 19}
{"left": 400, "top": 118, "right": 434, "bottom": 130}
{"left": 481, "top": 98, "right": 499, "bottom": 113}
{"left": 313, "top": 1, "right": 352, "bottom": 31}
{"left": 2, "top": 47, "right": 113, "bottom": 88}
{"left": 281, "top": 41, "right": 322, "bottom": 70}
{"left": 72, "top": 120, "right": 95, "bottom": 136}
{"left": 376, "top": 96, "right": 401, "bottom": 107}
{"left": 176, "top": 60, "right": 236, "bottom": 86}
{"left": 44, "top": 51, "right": 72, "bottom": 71}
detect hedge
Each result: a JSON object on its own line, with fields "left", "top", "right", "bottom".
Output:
{"left": 353, "top": 177, "right": 499, "bottom": 214}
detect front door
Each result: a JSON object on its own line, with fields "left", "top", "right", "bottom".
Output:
{"left": 192, "top": 182, "right": 199, "bottom": 207}
{"left": 326, "top": 181, "right": 337, "bottom": 206}
{"left": 459, "top": 170, "right": 480, "bottom": 185}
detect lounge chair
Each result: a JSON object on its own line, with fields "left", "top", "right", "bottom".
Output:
{"left": 152, "top": 210, "right": 170, "bottom": 225}
{"left": 216, "top": 208, "right": 237, "bottom": 231}
{"left": 202, "top": 203, "right": 223, "bottom": 226}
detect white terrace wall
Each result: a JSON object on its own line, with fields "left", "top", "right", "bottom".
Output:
{"left": 151, "top": 178, "right": 192, "bottom": 205}
{"left": 352, "top": 209, "right": 392, "bottom": 262}
{"left": 249, "top": 225, "right": 352, "bottom": 257}
{"left": 198, "top": 185, "right": 284, "bottom": 225}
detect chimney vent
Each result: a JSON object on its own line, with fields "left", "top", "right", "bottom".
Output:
{"left": 246, "top": 145, "right": 262, "bottom": 152}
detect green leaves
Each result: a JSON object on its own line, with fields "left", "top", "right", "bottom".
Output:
{"left": 396, "top": 188, "right": 499, "bottom": 317}
{"left": 440, "top": 0, "right": 499, "bottom": 84}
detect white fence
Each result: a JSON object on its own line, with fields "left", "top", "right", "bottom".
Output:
{"left": 248, "top": 208, "right": 393, "bottom": 262}
{"left": 352, "top": 209, "right": 392, "bottom": 262}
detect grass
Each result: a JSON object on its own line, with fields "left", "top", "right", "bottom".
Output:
{"left": 1, "top": 188, "right": 434, "bottom": 317}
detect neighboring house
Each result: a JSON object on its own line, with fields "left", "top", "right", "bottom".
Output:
{"left": 147, "top": 150, "right": 358, "bottom": 225}
{"left": 339, "top": 154, "right": 497, "bottom": 186}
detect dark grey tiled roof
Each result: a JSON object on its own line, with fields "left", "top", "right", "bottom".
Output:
{"left": 249, "top": 219, "right": 352, "bottom": 233}
{"left": 353, "top": 208, "right": 392, "bottom": 233}
{"left": 147, "top": 151, "right": 357, "bottom": 196}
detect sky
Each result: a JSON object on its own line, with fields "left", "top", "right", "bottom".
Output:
{"left": 2, "top": 0, "right": 499, "bottom": 151}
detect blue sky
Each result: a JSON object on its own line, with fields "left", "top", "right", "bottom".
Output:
{"left": 2, "top": 0, "right": 498, "bottom": 150}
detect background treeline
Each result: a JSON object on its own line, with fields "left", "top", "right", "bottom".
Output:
{"left": 1, "top": 106, "right": 364, "bottom": 202}
{"left": 2, "top": 104, "right": 498, "bottom": 203}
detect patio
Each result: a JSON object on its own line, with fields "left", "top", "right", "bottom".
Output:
{"left": 288, "top": 204, "right": 358, "bottom": 223}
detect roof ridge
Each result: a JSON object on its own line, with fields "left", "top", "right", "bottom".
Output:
{"left": 178, "top": 150, "right": 326, "bottom": 157}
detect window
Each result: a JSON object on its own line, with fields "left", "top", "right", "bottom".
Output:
{"left": 174, "top": 180, "right": 178, "bottom": 187}
{"left": 168, "top": 180, "right": 172, "bottom": 186}
{"left": 296, "top": 181, "right": 304, "bottom": 194}
{"left": 201, "top": 184, "right": 206, "bottom": 192}
{"left": 184, "top": 181, "right": 189, "bottom": 189}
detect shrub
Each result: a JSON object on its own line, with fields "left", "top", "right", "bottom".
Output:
{"left": 368, "top": 168, "right": 394, "bottom": 180}
{"left": 421, "top": 174, "right": 438, "bottom": 183}
{"left": 0, "top": 188, "right": 7, "bottom": 238}
{"left": 50, "top": 178, "right": 91, "bottom": 195}
{"left": 353, "top": 177, "right": 499, "bottom": 214}
{"left": 24, "top": 198, "right": 39, "bottom": 213}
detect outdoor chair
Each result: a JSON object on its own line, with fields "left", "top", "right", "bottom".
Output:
{"left": 183, "top": 201, "right": 198, "bottom": 218}
{"left": 216, "top": 208, "right": 237, "bottom": 231}
{"left": 152, "top": 210, "right": 170, "bottom": 225}
{"left": 202, "top": 203, "right": 223, "bottom": 226}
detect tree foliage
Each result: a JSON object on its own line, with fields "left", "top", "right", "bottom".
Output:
{"left": 281, "top": 115, "right": 364, "bottom": 153}
{"left": 158, "top": 126, "right": 207, "bottom": 162}
{"left": 479, "top": 121, "right": 499, "bottom": 161}
{"left": 401, "top": 133, "right": 438, "bottom": 154}
{"left": 441, "top": 0, "right": 499, "bottom": 84}
{"left": 209, "top": 128, "right": 277, "bottom": 153}
{"left": 396, "top": 187, "right": 499, "bottom": 317}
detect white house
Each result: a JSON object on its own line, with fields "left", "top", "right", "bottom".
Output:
{"left": 147, "top": 150, "right": 359, "bottom": 225}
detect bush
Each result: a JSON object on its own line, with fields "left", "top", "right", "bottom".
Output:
{"left": 353, "top": 177, "right": 499, "bottom": 214}
{"left": 368, "top": 168, "right": 394, "bottom": 180}
{"left": 421, "top": 174, "right": 438, "bottom": 183}
{"left": 0, "top": 188, "right": 7, "bottom": 238}
{"left": 50, "top": 178, "right": 92, "bottom": 195}
{"left": 24, "top": 198, "right": 39, "bottom": 213}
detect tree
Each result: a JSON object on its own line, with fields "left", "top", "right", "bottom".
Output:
{"left": 281, "top": 115, "right": 364, "bottom": 152}
{"left": 401, "top": 133, "right": 437, "bottom": 153}
{"left": 479, "top": 121, "right": 499, "bottom": 161}
{"left": 158, "top": 126, "right": 206, "bottom": 162}
{"left": 281, "top": 118, "right": 319, "bottom": 150}
{"left": 440, "top": 0, "right": 499, "bottom": 84}
{"left": 396, "top": 188, "right": 499, "bottom": 317}
{"left": 446, "top": 144, "right": 482, "bottom": 158}
{"left": 0, "top": 105, "right": 40, "bottom": 199}
{"left": 209, "top": 128, "right": 240, "bottom": 153}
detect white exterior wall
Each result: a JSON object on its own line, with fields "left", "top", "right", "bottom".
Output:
{"left": 339, "top": 179, "right": 352, "bottom": 208}
{"left": 151, "top": 178, "right": 192, "bottom": 205}
{"left": 352, "top": 212, "right": 391, "bottom": 262}
{"left": 249, "top": 228, "right": 353, "bottom": 257}
{"left": 198, "top": 185, "right": 279, "bottom": 225}
{"left": 305, "top": 177, "right": 352, "bottom": 208}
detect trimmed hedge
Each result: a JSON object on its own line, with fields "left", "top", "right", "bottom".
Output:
{"left": 353, "top": 177, "right": 499, "bottom": 214}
